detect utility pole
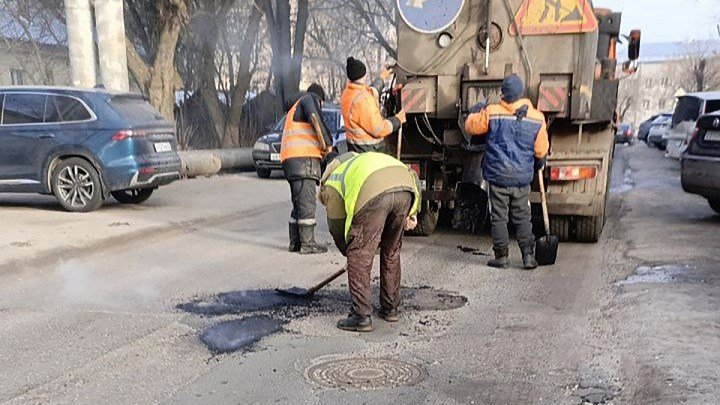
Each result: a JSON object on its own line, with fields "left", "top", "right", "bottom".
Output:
{"left": 64, "top": 0, "right": 129, "bottom": 92}
{"left": 64, "top": 0, "right": 96, "bottom": 89}
{"left": 94, "top": 0, "right": 129, "bottom": 92}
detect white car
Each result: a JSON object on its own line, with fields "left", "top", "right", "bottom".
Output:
{"left": 664, "top": 92, "right": 720, "bottom": 159}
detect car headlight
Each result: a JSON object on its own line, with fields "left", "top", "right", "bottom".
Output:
{"left": 254, "top": 141, "right": 270, "bottom": 152}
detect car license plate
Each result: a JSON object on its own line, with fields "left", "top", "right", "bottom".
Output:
{"left": 704, "top": 131, "right": 720, "bottom": 142}
{"left": 270, "top": 153, "right": 281, "bottom": 162}
{"left": 154, "top": 142, "right": 172, "bottom": 153}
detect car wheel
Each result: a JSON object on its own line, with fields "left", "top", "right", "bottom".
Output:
{"left": 709, "top": 199, "right": 720, "bottom": 215}
{"left": 111, "top": 188, "right": 154, "bottom": 204}
{"left": 256, "top": 168, "right": 272, "bottom": 179}
{"left": 51, "top": 157, "right": 104, "bottom": 212}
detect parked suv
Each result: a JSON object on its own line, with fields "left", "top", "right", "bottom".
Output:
{"left": 0, "top": 87, "right": 181, "bottom": 212}
{"left": 665, "top": 92, "right": 720, "bottom": 159}
{"left": 681, "top": 111, "right": 720, "bottom": 214}
{"left": 252, "top": 107, "right": 346, "bottom": 178}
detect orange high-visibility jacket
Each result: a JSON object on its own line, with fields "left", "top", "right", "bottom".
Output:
{"left": 340, "top": 82, "right": 400, "bottom": 151}
{"left": 280, "top": 98, "right": 325, "bottom": 162}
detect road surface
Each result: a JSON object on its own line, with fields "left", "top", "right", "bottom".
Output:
{"left": 1, "top": 145, "right": 718, "bottom": 404}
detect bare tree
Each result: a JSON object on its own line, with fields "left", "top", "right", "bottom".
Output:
{"left": 179, "top": 0, "right": 263, "bottom": 148}
{"left": 670, "top": 44, "right": 720, "bottom": 93}
{"left": 0, "top": 0, "right": 67, "bottom": 84}
{"left": 254, "top": 0, "right": 310, "bottom": 107}
{"left": 345, "top": 0, "right": 397, "bottom": 60}
{"left": 124, "top": 0, "right": 188, "bottom": 122}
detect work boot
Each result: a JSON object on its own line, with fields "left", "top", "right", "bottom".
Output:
{"left": 378, "top": 308, "right": 399, "bottom": 323}
{"left": 337, "top": 313, "right": 373, "bottom": 332}
{"left": 288, "top": 222, "right": 300, "bottom": 252}
{"left": 487, "top": 248, "right": 509, "bottom": 269}
{"left": 522, "top": 250, "right": 538, "bottom": 270}
{"left": 299, "top": 224, "right": 327, "bottom": 255}
{"left": 520, "top": 246, "right": 537, "bottom": 270}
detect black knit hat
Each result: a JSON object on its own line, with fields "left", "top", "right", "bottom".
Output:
{"left": 346, "top": 57, "right": 367, "bottom": 82}
{"left": 307, "top": 83, "right": 326, "bottom": 102}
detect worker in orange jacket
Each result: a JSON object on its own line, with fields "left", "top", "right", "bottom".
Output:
{"left": 281, "top": 83, "right": 334, "bottom": 255}
{"left": 341, "top": 57, "right": 406, "bottom": 153}
{"left": 465, "top": 75, "right": 550, "bottom": 270}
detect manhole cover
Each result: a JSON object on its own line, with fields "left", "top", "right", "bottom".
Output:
{"left": 306, "top": 357, "right": 427, "bottom": 390}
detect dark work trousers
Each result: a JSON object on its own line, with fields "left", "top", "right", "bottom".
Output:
{"left": 289, "top": 179, "right": 318, "bottom": 226}
{"left": 346, "top": 191, "right": 413, "bottom": 317}
{"left": 488, "top": 183, "right": 535, "bottom": 255}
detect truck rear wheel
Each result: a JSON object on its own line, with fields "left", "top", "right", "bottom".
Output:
{"left": 575, "top": 214, "right": 604, "bottom": 243}
{"left": 410, "top": 200, "right": 440, "bottom": 236}
{"left": 549, "top": 216, "right": 571, "bottom": 241}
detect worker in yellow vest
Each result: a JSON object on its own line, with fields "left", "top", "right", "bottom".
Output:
{"left": 281, "top": 84, "right": 334, "bottom": 255}
{"left": 319, "top": 152, "right": 421, "bottom": 332}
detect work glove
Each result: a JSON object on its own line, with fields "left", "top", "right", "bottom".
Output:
{"left": 469, "top": 101, "right": 487, "bottom": 114}
{"left": 534, "top": 157, "right": 547, "bottom": 172}
{"left": 395, "top": 109, "right": 407, "bottom": 124}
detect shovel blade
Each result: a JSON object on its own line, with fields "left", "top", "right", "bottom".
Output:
{"left": 536, "top": 235, "right": 559, "bottom": 266}
{"left": 274, "top": 287, "right": 312, "bottom": 299}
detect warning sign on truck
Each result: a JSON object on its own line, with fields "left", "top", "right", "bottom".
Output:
{"left": 509, "top": 0, "right": 597, "bottom": 36}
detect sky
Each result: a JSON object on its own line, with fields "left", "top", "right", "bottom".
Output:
{"left": 594, "top": 0, "right": 719, "bottom": 43}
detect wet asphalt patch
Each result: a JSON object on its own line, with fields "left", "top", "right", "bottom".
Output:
{"left": 200, "top": 316, "right": 286, "bottom": 354}
{"left": 615, "top": 263, "right": 717, "bottom": 287}
{"left": 179, "top": 286, "right": 468, "bottom": 353}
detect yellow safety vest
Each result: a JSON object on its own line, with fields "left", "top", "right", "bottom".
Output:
{"left": 324, "top": 152, "right": 421, "bottom": 240}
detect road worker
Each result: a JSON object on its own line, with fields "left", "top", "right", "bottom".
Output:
{"left": 281, "top": 83, "right": 334, "bottom": 255}
{"left": 341, "top": 57, "right": 407, "bottom": 153}
{"left": 319, "top": 152, "right": 421, "bottom": 332}
{"left": 465, "top": 75, "right": 550, "bottom": 270}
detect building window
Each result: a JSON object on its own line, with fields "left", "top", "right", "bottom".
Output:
{"left": 45, "top": 69, "right": 54, "bottom": 85}
{"left": 642, "top": 100, "right": 651, "bottom": 109}
{"left": 661, "top": 77, "right": 670, "bottom": 86}
{"left": 10, "top": 69, "right": 25, "bottom": 85}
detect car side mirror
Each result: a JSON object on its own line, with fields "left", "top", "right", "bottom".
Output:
{"left": 628, "top": 29, "right": 641, "bottom": 61}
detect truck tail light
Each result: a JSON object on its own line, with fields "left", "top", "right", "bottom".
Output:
{"left": 408, "top": 163, "right": 421, "bottom": 177}
{"left": 550, "top": 166, "right": 598, "bottom": 181}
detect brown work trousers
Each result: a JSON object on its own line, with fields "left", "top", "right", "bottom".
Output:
{"left": 346, "top": 191, "right": 413, "bottom": 317}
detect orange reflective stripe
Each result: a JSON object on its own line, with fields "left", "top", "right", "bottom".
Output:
{"left": 281, "top": 99, "right": 324, "bottom": 161}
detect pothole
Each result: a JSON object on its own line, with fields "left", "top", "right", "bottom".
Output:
{"left": 180, "top": 286, "right": 467, "bottom": 353}
{"left": 616, "top": 264, "right": 691, "bottom": 286}
{"left": 306, "top": 357, "right": 427, "bottom": 390}
{"left": 200, "top": 316, "right": 285, "bottom": 354}
{"left": 178, "top": 286, "right": 467, "bottom": 317}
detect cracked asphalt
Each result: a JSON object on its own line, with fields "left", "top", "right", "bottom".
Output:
{"left": 1, "top": 144, "right": 718, "bottom": 404}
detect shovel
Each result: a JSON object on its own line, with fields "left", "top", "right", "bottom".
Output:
{"left": 536, "top": 169, "right": 559, "bottom": 266}
{"left": 275, "top": 266, "right": 346, "bottom": 300}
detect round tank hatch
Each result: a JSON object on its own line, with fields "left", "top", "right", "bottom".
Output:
{"left": 398, "top": 0, "right": 466, "bottom": 34}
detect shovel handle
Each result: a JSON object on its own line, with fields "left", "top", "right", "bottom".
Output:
{"left": 538, "top": 169, "right": 551, "bottom": 236}
{"left": 305, "top": 266, "right": 347, "bottom": 296}
{"left": 396, "top": 125, "right": 403, "bottom": 160}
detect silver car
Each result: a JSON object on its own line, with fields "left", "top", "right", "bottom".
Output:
{"left": 681, "top": 111, "right": 720, "bottom": 214}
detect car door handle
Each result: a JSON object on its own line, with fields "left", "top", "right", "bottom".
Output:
{"left": 37, "top": 133, "right": 55, "bottom": 139}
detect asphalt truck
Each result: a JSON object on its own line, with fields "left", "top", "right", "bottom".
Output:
{"left": 389, "top": 0, "right": 640, "bottom": 242}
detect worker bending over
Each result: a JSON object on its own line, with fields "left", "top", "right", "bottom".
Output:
{"left": 319, "top": 152, "right": 421, "bottom": 332}
{"left": 465, "top": 75, "right": 550, "bottom": 270}
{"left": 281, "top": 84, "right": 334, "bottom": 255}
{"left": 341, "top": 57, "right": 406, "bottom": 153}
